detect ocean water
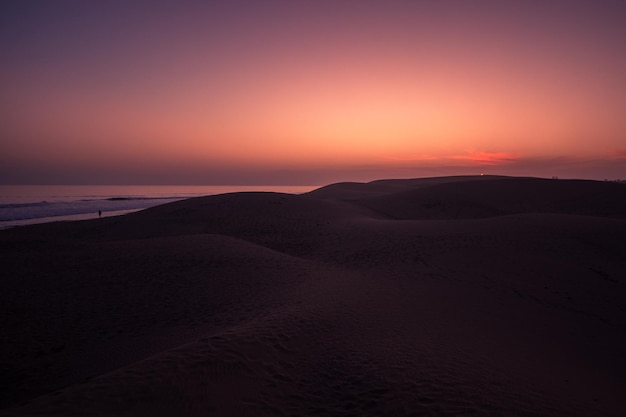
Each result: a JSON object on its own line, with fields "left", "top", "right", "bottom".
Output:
{"left": 0, "top": 185, "right": 317, "bottom": 229}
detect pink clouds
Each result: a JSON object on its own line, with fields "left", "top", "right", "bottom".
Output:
{"left": 382, "top": 150, "right": 520, "bottom": 166}
{"left": 609, "top": 149, "right": 626, "bottom": 159}
{"left": 450, "top": 151, "right": 520, "bottom": 165}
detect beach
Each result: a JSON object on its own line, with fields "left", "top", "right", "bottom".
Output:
{"left": 0, "top": 185, "right": 315, "bottom": 229}
{"left": 1, "top": 175, "right": 625, "bottom": 416}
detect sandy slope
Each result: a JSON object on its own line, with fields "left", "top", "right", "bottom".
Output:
{"left": 1, "top": 176, "right": 625, "bottom": 416}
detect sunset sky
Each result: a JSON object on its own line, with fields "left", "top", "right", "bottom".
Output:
{"left": 1, "top": 0, "right": 625, "bottom": 184}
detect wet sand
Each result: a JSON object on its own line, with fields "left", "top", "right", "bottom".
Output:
{"left": 1, "top": 175, "right": 625, "bottom": 416}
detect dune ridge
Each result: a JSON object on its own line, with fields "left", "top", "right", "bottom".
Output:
{"left": 1, "top": 176, "right": 625, "bottom": 416}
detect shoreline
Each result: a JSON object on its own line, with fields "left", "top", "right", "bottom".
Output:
{"left": 0, "top": 208, "right": 143, "bottom": 230}
{"left": 0, "top": 185, "right": 319, "bottom": 230}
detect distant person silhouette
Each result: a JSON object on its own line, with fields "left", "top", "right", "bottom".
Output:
{"left": 98, "top": 210, "right": 102, "bottom": 218}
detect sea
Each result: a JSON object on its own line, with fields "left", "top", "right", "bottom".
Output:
{"left": 0, "top": 185, "right": 318, "bottom": 230}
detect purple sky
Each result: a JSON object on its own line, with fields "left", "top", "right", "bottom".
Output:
{"left": 2, "top": 1, "right": 625, "bottom": 184}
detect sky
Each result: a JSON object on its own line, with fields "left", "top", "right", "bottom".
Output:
{"left": 1, "top": 0, "right": 625, "bottom": 185}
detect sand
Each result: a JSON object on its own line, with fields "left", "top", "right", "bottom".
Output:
{"left": 1, "top": 175, "right": 625, "bottom": 416}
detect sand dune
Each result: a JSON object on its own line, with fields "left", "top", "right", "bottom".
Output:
{"left": 1, "top": 176, "right": 625, "bottom": 416}
{"left": 312, "top": 176, "right": 626, "bottom": 219}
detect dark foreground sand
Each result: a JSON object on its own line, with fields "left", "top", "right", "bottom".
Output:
{"left": 1, "top": 176, "right": 625, "bottom": 416}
